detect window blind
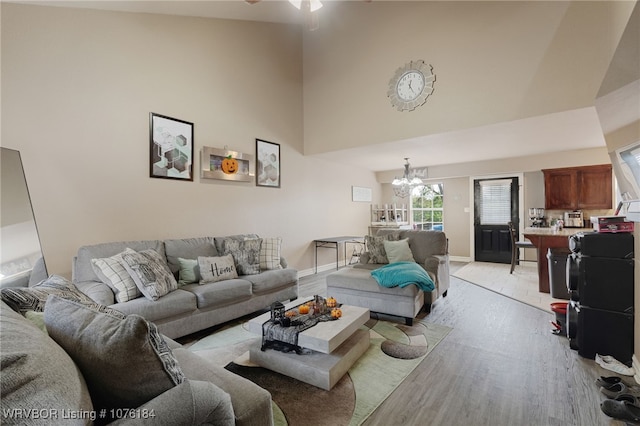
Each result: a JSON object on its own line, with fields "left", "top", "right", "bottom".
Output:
{"left": 479, "top": 179, "right": 512, "bottom": 225}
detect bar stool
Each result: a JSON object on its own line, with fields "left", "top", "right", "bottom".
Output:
{"left": 508, "top": 221, "right": 536, "bottom": 274}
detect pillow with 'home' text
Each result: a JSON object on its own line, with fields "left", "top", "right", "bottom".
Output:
{"left": 198, "top": 254, "right": 238, "bottom": 284}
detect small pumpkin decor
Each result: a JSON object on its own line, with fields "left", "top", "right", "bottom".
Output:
{"left": 298, "top": 304, "right": 310, "bottom": 315}
{"left": 221, "top": 155, "right": 238, "bottom": 175}
{"left": 330, "top": 308, "right": 342, "bottom": 319}
{"left": 326, "top": 297, "right": 337, "bottom": 308}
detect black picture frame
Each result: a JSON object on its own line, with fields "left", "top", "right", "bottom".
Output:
{"left": 256, "top": 139, "right": 281, "bottom": 188}
{"left": 149, "top": 112, "right": 194, "bottom": 181}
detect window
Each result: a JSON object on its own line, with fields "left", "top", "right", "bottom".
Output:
{"left": 411, "top": 184, "right": 444, "bottom": 230}
{"left": 478, "top": 179, "right": 512, "bottom": 225}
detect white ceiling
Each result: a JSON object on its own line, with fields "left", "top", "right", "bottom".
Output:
{"left": 11, "top": 0, "right": 633, "bottom": 172}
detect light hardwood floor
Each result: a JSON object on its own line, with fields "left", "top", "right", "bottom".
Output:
{"left": 299, "top": 263, "right": 627, "bottom": 426}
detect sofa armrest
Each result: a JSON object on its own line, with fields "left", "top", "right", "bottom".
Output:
{"left": 423, "top": 254, "right": 450, "bottom": 295}
{"left": 110, "top": 380, "right": 234, "bottom": 426}
{"left": 74, "top": 280, "right": 115, "bottom": 306}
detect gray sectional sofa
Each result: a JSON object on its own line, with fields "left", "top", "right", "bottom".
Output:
{"left": 0, "top": 297, "right": 274, "bottom": 425}
{"left": 72, "top": 235, "right": 298, "bottom": 339}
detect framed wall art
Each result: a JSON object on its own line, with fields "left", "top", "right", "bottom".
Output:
{"left": 256, "top": 139, "right": 280, "bottom": 188}
{"left": 352, "top": 186, "right": 373, "bottom": 202}
{"left": 200, "top": 146, "right": 254, "bottom": 182}
{"left": 149, "top": 112, "right": 194, "bottom": 181}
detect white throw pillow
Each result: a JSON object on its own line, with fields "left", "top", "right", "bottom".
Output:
{"left": 91, "top": 251, "right": 141, "bottom": 302}
{"left": 260, "top": 237, "right": 283, "bottom": 270}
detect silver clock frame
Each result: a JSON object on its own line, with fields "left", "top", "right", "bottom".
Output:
{"left": 387, "top": 60, "right": 435, "bottom": 112}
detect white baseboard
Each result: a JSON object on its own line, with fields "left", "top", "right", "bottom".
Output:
{"left": 449, "top": 256, "right": 471, "bottom": 263}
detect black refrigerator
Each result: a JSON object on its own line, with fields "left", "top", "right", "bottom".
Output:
{"left": 566, "top": 232, "right": 634, "bottom": 364}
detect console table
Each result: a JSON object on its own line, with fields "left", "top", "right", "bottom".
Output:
{"left": 314, "top": 236, "right": 364, "bottom": 273}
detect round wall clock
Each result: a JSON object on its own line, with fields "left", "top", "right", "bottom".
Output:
{"left": 387, "top": 60, "right": 435, "bottom": 112}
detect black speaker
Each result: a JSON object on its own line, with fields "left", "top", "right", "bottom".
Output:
{"left": 575, "top": 305, "right": 634, "bottom": 364}
{"left": 569, "top": 232, "right": 634, "bottom": 258}
{"left": 575, "top": 257, "right": 634, "bottom": 312}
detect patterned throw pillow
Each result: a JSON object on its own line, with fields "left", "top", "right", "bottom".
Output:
{"left": 120, "top": 248, "right": 178, "bottom": 301}
{"left": 198, "top": 254, "right": 238, "bottom": 284}
{"left": 91, "top": 251, "right": 141, "bottom": 302}
{"left": 1, "top": 275, "right": 94, "bottom": 314}
{"left": 365, "top": 233, "right": 401, "bottom": 264}
{"left": 260, "top": 237, "right": 283, "bottom": 271}
{"left": 220, "top": 238, "right": 262, "bottom": 275}
{"left": 44, "top": 295, "right": 185, "bottom": 423}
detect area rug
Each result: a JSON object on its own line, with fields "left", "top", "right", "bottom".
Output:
{"left": 452, "top": 261, "right": 562, "bottom": 312}
{"left": 188, "top": 315, "right": 451, "bottom": 426}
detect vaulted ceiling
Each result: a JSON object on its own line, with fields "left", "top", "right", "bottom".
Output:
{"left": 12, "top": 0, "right": 639, "bottom": 172}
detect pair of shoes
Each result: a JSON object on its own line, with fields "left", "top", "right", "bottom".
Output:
{"left": 596, "top": 376, "right": 622, "bottom": 388}
{"left": 601, "top": 399, "right": 640, "bottom": 422}
{"left": 596, "top": 354, "right": 635, "bottom": 376}
{"left": 601, "top": 382, "right": 640, "bottom": 399}
{"left": 617, "top": 393, "right": 640, "bottom": 405}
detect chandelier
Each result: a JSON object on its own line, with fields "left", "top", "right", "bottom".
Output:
{"left": 392, "top": 158, "right": 424, "bottom": 198}
{"left": 245, "top": 0, "right": 323, "bottom": 31}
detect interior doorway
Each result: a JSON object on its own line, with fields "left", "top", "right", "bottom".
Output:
{"left": 473, "top": 176, "right": 520, "bottom": 263}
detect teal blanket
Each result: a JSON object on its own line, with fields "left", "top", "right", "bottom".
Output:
{"left": 370, "top": 261, "right": 435, "bottom": 291}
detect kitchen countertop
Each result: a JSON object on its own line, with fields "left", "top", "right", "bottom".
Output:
{"left": 524, "top": 227, "right": 594, "bottom": 237}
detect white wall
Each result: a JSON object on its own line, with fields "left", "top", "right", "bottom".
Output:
{"left": 0, "top": 3, "right": 380, "bottom": 277}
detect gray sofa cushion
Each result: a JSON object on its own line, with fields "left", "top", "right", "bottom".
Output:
{"left": 182, "top": 279, "right": 252, "bottom": 310}
{"left": 74, "top": 240, "right": 165, "bottom": 283}
{"left": 0, "top": 301, "right": 94, "bottom": 425}
{"left": 44, "top": 296, "right": 185, "bottom": 421}
{"left": 110, "top": 380, "right": 235, "bottom": 426}
{"left": 107, "top": 289, "right": 197, "bottom": 322}
{"left": 326, "top": 267, "right": 419, "bottom": 297}
{"left": 243, "top": 268, "right": 298, "bottom": 294}
{"left": 164, "top": 237, "right": 218, "bottom": 275}
{"left": 173, "top": 348, "right": 274, "bottom": 426}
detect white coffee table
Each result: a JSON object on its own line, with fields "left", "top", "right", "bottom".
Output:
{"left": 247, "top": 298, "right": 370, "bottom": 390}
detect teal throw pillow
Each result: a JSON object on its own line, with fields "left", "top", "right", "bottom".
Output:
{"left": 177, "top": 257, "right": 200, "bottom": 286}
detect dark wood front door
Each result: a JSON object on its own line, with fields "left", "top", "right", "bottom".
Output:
{"left": 474, "top": 177, "right": 519, "bottom": 263}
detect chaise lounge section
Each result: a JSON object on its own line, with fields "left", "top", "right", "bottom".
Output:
{"left": 326, "top": 229, "right": 450, "bottom": 325}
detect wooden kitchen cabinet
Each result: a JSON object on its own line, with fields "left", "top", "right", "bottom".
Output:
{"left": 543, "top": 164, "right": 612, "bottom": 210}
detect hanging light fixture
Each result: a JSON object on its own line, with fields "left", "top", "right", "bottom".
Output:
{"left": 392, "top": 158, "right": 424, "bottom": 198}
{"left": 245, "top": 0, "right": 326, "bottom": 31}
{"left": 288, "top": 0, "right": 323, "bottom": 12}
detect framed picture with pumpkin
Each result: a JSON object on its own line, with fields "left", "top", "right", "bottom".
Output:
{"left": 256, "top": 139, "right": 280, "bottom": 188}
{"left": 200, "top": 146, "right": 254, "bottom": 182}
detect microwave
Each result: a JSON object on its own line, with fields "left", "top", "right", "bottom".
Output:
{"left": 564, "top": 211, "right": 584, "bottom": 228}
